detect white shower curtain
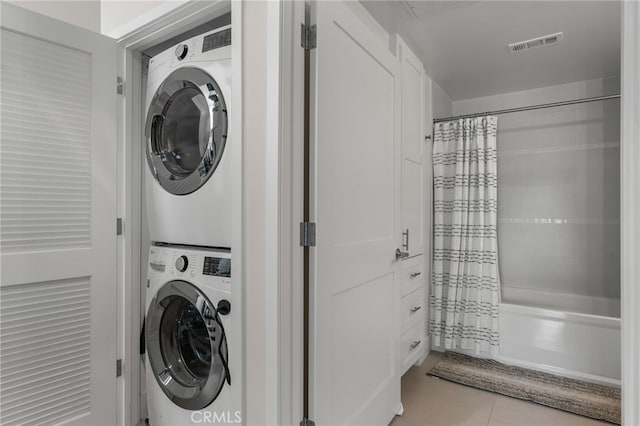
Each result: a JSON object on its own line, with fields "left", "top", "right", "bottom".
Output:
{"left": 430, "top": 116, "right": 501, "bottom": 357}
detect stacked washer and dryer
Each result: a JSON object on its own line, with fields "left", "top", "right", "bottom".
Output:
{"left": 143, "top": 26, "right": 236, "bottom": 426}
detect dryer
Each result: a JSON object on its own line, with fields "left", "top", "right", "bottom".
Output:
{"left": 145, "top": 26, "right": 232, "bottom": 248}
{"left": 145, "top": 245, "right": 236, "bottom": 425}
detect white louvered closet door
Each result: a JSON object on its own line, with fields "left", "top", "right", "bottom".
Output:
{"left": 0, "top": 3, "right": 118, "bottom": 425}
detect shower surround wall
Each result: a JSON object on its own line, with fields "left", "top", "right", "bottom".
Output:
{"left": 450, "top": 76, "right": 621, "bottom": 384}
{"left": 453, "top": 77, "right": 620, "bottom": 317}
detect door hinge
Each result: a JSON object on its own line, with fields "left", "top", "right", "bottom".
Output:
{"left": 117, "top": 76, "right": 124, "bottom": 95}
{"left": 300, "top": 418, "right": 315, "bottom": 426}
{"left": 300, "top": 222, "right": 316, "bottom": 247}
{"left": 116, "top": 359, "right": 122, "bottom": 377}
{"left": 301, "top": 24, "right": 317, "bottom": 51}
{"left": 116, "top": 218, "right": 124, "bottom": 235}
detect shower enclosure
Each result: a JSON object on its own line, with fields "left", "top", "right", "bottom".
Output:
{"left": 448, "top": 77, "right": 621, "bottom": 384}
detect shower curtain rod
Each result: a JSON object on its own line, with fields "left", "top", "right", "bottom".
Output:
{"left": 432, "top": 93, "right": 621, "bottom": 124}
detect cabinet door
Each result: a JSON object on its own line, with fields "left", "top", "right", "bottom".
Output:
{"left": 402, "top": 159, "right": 424, "bottom": 256}
{"left": 400, "top": 48, "right": 424, "bottom": 163}
{"left": 0, "top": 3, "right": 118, "bottom": 425}
{"left": 399, "top": 41, "right": 426, "bottom": 257}
{"left": 310, "top": 1, "right": 402, "bottom": 424}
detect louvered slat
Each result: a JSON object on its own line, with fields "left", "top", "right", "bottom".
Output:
{"left": 0, "top": 277, "right": 91, "bottom": 425}
{"left": 0, "top": 28, "right": 92, "bottom": 254}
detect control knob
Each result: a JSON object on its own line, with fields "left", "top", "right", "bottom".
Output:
{"left": 175, "top": 255, "right": 189, "bottom": 272}
{"left": 175, "top": 44, "right": 188, "bottom": 60}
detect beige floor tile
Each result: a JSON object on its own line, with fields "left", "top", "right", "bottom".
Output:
{"left": 416, "top": 351, "right": 443, "bottom": 374}
{"left": 488, "top": 395, "right": 611, "bottom": 426}
{"left": 401, "top": 351, "right": 443, "bottom": 387}
{"left": 400, "top": 374, "right": 496, "bottom": 425}
{"left": 390, "top": 415, "right": 429, "bottom": 426}
{"left": 397, "top": 353, "right": 611, "bottom": 426}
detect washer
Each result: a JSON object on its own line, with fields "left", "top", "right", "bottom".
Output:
{"left": 145, "top": 26, "right": 232, "bottom": 248}
{"left": 145, "top": 245, "right": 235, "bottom": 425}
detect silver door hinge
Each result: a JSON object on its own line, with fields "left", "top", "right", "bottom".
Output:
{"left": 300, "top": 222, "right": 316, "bottom": 247}
{"left": 117, "top": 76, "right": 124, "bottom": 95}
{"left": 301, "top": 24, "right": 317, "bottom": 51}
{"left": 116, "top": 218, "right": 124, "bottom": 235}
{"left": 116, "top": 359, "right": 122, "bottom": 377}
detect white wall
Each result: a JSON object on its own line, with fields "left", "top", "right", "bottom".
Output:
{"left": 100, "top": 0, "right": 166, "bottom": 36}
{"left": 6, "top": 0, "right": 100, "bottom": 32}
{"left": 431, "top": 80, "right": 452, "bottom": 120}
{"left": 453, "top": 77, "right": 621, "bottom": 312}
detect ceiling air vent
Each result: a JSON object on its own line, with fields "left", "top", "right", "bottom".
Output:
{"left": 508, "top": 32, "right": 563, "bottom": 53}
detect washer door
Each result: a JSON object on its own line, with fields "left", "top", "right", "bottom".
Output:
{"left": 145, "top": 67, "right": 228, "bottom": 195}
{"left": 146, "top": 280, "right": 229, "bottom": 410}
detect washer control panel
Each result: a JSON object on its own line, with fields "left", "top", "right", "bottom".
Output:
{"left": 148, "top": 245, "right": 232, "bottom": 292}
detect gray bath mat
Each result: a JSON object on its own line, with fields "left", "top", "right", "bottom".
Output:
{"left": 427, "top": 351, "right": 621, "bottom": 424}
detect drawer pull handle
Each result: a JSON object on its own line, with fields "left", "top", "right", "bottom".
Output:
{"left": 410, "top": 306, "right": 422, "bottom": 313}
{"left": 410, "top": 272, "right": 422, "bottom": 278}
{"left": 410, "top": 340, "right": 421, "bottom": 350}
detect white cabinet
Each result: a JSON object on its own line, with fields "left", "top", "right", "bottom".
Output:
{"left": 399, "top": 255, "right": 427, "bottom": 374}
{"left": 399, "top": 38, "right": 427, "bottom": 258}
{"left": 396, "top": 36, "right": 431, "bottom": 375}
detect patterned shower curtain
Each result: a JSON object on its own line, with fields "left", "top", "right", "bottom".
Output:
{"left": 430, "top": 116, "right": 501, "bottom": 357}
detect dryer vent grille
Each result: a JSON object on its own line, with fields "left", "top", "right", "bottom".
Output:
{"left": 508, "top": 32, "right": 563, "bottom": 53}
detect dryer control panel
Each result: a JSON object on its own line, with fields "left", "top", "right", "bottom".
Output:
{"left": 202, "top": 28, "right": 231, "bottom": 53}
{"left": 203, "top": 256, "right": 231, "bottom": 277}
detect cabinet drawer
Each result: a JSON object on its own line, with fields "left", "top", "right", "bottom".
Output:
{"left": 401, "top": 288, "right": 425, "bottom": 332}
{"left": 401, "top": 325, "right": 425, "bottom": 370}
{"left": 401, "top": 256, "right": 424, "bottom": 297}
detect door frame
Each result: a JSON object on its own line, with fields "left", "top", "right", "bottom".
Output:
{"left": 112, "top": 1, "right": 242, "bottom": 425}
{"left": 264, "top": 2, "right": 306, "bottom": 425}
{"left": 620, "top": 2, "right": 640, "bottom": 425}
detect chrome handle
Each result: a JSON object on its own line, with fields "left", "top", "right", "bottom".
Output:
{"left": 402, "top": 229, "right": 409, "bottom": 251}
{"left": 410, "top": 306, "right": 421, "bottom": 313}
{"left": 410, "top": 272, "right": 422, "bottom": 278}
{"left": 410, "top": 340, "right": 421, "bottom": 350}
{"left": 395, "top": 248, "right": 409, "bottom": 260}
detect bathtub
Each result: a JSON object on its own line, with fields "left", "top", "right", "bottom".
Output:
{"left": 431, "top": 290, "right": 621, "bottom": 387}
{"left": 498, "top": 300, "right": 620, "bottom": 386}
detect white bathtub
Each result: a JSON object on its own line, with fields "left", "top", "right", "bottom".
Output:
{"left": 430, "top": 291, "right": 621, "bottom": 386}
{"left": 497, "top": 302, "right": 620, "bottom": 386}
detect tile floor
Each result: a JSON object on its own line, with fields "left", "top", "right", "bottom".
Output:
{"left": 391, "top": 352, "right": 611, "bottom": 426}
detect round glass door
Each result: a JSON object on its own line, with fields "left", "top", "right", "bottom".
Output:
{"left": 146, "top": 280, "right": 229, "bottom": 409}
{"left": 145, "top": 67, "right": 228, "bottom": 195}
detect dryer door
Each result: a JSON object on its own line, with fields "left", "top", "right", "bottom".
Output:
{"left": 145, "top": 67, "right": 228, "bottom": 195}
{"left": 146, "top": 280, "right": 229, "bottom": 409}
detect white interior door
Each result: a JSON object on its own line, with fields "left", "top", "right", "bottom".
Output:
{"left": 0, "top": 3, "right": 118, "bottom": 425}
{"left": 310, "top": 2, "right": 401, "bottom": 424}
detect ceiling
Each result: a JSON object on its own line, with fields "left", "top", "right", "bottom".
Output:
{"left": 361, "top": 1, "right": 621, "bottom": 101}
